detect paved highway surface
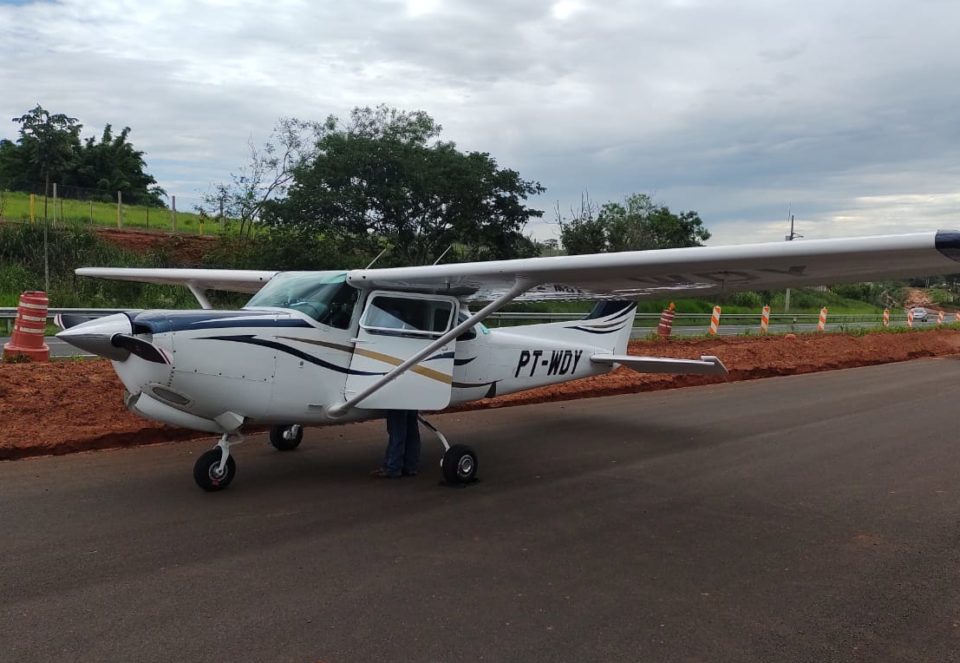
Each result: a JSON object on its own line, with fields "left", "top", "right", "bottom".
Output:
{"left": 3, "top": 359, "right": 960, "bottom": 661}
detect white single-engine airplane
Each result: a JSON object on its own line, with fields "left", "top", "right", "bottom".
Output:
{"left": 57, "top": 230, "right": 960, "bottom": 491}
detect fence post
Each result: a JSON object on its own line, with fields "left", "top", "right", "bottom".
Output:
{"left": 172, "top": 195, "right": 177, "bottom": 232}
{"left": 29, "top": 193, "right": 35, "bottom": 223}
{"left": 117, "top": 191, "right": 123, "bottom": 228}
{"left": 52, "top": 183, "right": 57, "bottom": 225}
{"left": 89, "top": 200, "right": 94, "bottom": 224}
{"left": 146, "top": 206, "right": 150, "bottom": 229}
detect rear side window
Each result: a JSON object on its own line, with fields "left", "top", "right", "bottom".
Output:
{"left": 362, "top": 296, "right": 454, "bottom": 337}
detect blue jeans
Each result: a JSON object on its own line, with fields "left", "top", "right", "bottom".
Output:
{"left": 384, "top": 410, "right": 421, "bottom": 476}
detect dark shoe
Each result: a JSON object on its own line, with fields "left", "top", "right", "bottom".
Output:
{"left": 401, "top": 470, "right": 418, "bottom": 477}
{"left": 370, "top": 468, "right": 401, "bottom": 479}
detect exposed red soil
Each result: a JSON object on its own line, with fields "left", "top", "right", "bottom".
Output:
{"left": 96, "top": 228, "right": 218, "bottom": 266}
{"left": 3, "top": 330, "right": 960, "bottom": 461}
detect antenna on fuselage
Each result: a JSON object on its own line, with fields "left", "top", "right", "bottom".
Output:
{"left": 365, "top": 248, "right": 389, "bottom": 269}
{"left": 433, "top": 245, "right": 453, "bottom": 265}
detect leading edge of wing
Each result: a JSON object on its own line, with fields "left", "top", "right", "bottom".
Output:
{"left": 346, "top": 230, "right": 960, "bottom": 301}
{"left": 75, "top": 267, "right": 279, "bottom": 294}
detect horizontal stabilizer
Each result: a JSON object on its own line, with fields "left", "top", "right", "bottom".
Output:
{"left": 591, "top": 354, "right": 728, "bottom": 376}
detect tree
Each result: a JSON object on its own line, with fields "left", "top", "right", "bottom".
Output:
{"left": 559, "top": 192, "right": 710, "bottom": 254}
{"left": 74, "top": 124, "right": 166, "bottom": 206}
{"left": 263, "top": 105, "right": 544, "bottom": 266}
{"left": 198, "top": 117, "right": 329, "bottom": 241}
{"left": 12, "top": 105, "right": 81, "bottom": 197}
{"left": 554, "top": 194, "right": 606, "bottom": 255}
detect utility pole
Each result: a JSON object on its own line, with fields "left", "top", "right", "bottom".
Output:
{"left": 784, "top": 213, "right": 802, "bottom": 312}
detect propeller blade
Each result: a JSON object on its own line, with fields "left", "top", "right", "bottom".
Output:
{"left": 111, "top": 334, "right": 171, "bottom": 365}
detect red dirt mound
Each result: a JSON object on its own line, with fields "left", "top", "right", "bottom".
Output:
{"left": 96, "top": 228, "right": 218, "bottom": 266}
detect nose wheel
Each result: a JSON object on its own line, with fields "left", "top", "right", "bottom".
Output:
{"left": 193, "top": 433, "right": 242, "bottom": 491}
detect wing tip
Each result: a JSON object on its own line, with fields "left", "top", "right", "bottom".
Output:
{"left": 935, "top": 230, "right": 960, "bottom": 262}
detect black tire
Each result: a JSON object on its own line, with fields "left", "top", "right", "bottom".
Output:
{"left": 441, "top": 444, "right": 478, "bottom": 484}
{"left": 193, "top": 448, "right": 237, "bottom": 491}
{"left": 270, "top": 424, "right": 303, "bottom": 451}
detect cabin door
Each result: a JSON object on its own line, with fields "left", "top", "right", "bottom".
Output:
{"left": 344, "top": 291, "right": 459, "bottom": 410}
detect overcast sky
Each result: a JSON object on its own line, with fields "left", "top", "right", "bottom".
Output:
{"left": 1, "top": 0, "right": 958, "bottom": 245}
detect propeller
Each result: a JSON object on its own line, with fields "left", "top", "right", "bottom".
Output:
{"left": 110, "top": 334, "right": 171, "bottom": 364}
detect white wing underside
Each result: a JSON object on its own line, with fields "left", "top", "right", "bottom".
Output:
{"left": 74, "top": 267, "right": 278, "bottom": 294}
{"left": 75, "top": 231, "right": 960, "bottom": 302}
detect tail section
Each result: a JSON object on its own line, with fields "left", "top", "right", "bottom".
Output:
{"left": 490, "top": 300, "right": 637, "bottom": 352}
{"left": 572, "top": 300, "right": 637, "bottom": 354}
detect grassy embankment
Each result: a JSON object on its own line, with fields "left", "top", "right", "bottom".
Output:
{"left": 0, "top": 189, "right": 223, "bottom": 235}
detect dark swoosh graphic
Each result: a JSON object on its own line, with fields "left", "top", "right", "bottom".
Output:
{"left": 452, "top": 380, "right": 500, "bottom": 399}
{"left": 454, "top": 356, "right": 477, "bottom": 366}
{"left": 202, "top": 335, "right": 386, "bottom": 376}
{"left": 568, "top": 325, "right": 626, "bottom": 335}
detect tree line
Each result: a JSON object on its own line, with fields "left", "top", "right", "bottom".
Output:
{"left": 0, "top": 105, "right": 165, "bottom": 207}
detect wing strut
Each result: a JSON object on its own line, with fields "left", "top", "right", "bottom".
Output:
{"left": 326, "top": 280, "right": 532, "bottom": 417}
{"left": 187, "top": 284, "right": 212, "bottom": 309}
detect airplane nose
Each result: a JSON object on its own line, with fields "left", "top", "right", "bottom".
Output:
{"left": 56, "top": 312, "right": 133, "bottom": 361}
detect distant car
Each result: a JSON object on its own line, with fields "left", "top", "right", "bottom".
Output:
{"left": 910, "top": 307, "right": 929, "bottom": 322}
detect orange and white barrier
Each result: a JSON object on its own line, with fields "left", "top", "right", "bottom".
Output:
{"left": 2, "top": 291, "right": 50, "bottom": 362}
{"left": 709, "top": 306, "right": 721, "bottom": 335}
{"left": 882, "top": 309, "right": 890, "bottom": 327}
{"left": 907, "top": 309, "right": 914, "bottom": 328}
{"left": 759, "top": 305, "right": 770, "bottom": 334}
{"left": 938, "top": 310, "right": 945, "bottom": 326}
{"left": 657, "top": 302, "right": 676, "bottom": 338}
{"left": 955, "top": 311, "right": 960, "bottom": 323}
{"left": 817, "top": 307, "right": 828, "bottom": 332}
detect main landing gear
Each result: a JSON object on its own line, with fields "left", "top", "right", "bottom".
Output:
{"left": 418, "top": 415, "right": 478, "bottom": 485}
{"left": 193, "top": 432, "right": 243, "bottom": 491}
{"left": 269, "top": 424, "right": 303, "bottom": 451}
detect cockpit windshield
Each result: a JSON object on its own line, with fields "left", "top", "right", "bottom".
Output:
{"left": 245, "top": 272, "right": 358, "bottom": 329}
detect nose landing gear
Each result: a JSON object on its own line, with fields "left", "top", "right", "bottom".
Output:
{"left": 193, "top": 433, "right": 243, "bottom": 491}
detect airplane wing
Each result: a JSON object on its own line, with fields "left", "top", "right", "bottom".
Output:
{"left": 346, "top": 230, "right": 960, "bottom": 301}
{"left": 75, "top": 268, "right": 278, "bottom": 294}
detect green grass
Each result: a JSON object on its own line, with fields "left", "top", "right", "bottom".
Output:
{"left": 0, "top": 189, "right": 235, "bottom": 235}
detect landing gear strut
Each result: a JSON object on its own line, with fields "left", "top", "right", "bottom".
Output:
{"left": 418, "top": 415, "right": 478, "bottom": 485}
{"left": 193, "top": 433, "right": 243, "bottom": 491}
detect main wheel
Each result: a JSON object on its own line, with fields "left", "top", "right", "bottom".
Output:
{"left": 441, "top": 444, "right": 478, "bottom": 484}
{"left": 270, "top": 424, "right": 303, "bottom": 451}
{"left": 193, "top": 448, "right": 237, "bottom": 491}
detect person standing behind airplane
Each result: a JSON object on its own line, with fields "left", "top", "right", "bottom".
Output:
{"left": 372, "top": 410, "right": 421, "bottom": 478}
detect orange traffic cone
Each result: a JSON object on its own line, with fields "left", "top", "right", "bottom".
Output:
{"left": 3, "top": 291, "right": 50, "bottom": 362}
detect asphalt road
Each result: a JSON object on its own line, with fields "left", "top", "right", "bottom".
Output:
{"left": 3, "top": 360, "right": 960, "bottom": 662}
